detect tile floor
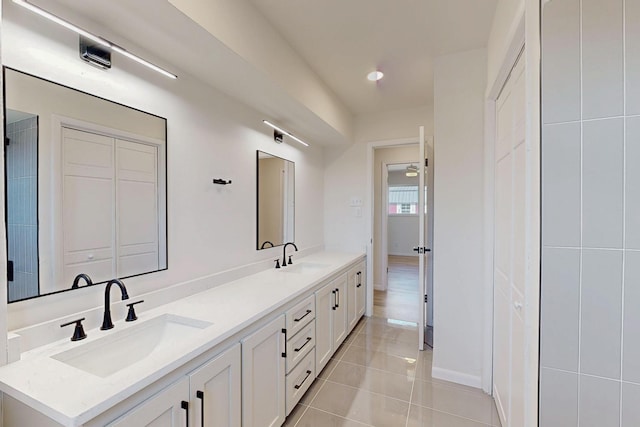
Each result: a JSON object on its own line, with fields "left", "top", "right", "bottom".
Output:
{"left": 283, "top": 316, "right": 502, "bottom": 427}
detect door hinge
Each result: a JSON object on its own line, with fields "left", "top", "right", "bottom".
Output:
{"left": 424, "top": 294, "right": 428, "bottom": 303}
{"left": 425, "top": 158, "right": 428, "bottom": 167}
{"left": 5, "top": 137, "right": 10, "bottom": 146}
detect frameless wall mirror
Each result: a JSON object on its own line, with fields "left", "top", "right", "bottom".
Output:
{"left": 256, "top": 151, "right": 294, "bottom": 250}
{"left": 4, "top": 68, "right": 168, "bottom": 303}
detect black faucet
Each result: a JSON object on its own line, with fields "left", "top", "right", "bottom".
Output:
{"left": 281, "top": 242, "right": 298, "bottom": 267}
{"left": 71, "top": 273, "right": 93, "bottom": 289}
{"left": 101, "top": 279, "right": 129, "bottom": 330}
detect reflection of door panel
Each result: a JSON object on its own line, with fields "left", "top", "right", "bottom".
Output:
{"left": 62, "top": 128, "right": 114, "bottom": 285}
{"left": 61, "top": 128, "right": 159, "bottom": 284}
{"left": 117, "top": 139, "right": 159, "bottom": 277}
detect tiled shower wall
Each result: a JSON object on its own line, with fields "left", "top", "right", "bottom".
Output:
{"left": 6, "top": 116, "right": 39, "bottom": 301}
{"left": 541, "top": 0, "right": 640, "bottom": 425}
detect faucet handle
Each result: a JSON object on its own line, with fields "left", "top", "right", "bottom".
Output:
{"left": 125, "top": 300, "right": 145, "bottom": 322}
{"left": 288, "top": 255, "right": 293, "bottom": 265}
{"left": 274, "top": 259, "right": 281, "bottom": 269}
{"left": 60, "top": 317, "right": 87, "bottom": 341}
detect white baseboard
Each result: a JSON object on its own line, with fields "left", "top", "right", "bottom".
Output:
{"left": 431, "top": 366, "right": 483, "bottom": 389}
{"left": 493, "top": 384, "right": 507, "bottom": 426}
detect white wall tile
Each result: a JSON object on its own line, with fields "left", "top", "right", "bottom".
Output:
{"left": 625, "top": 118, "right": 640, "bottom": 249}
{"left": 623, "top": 251, "right": 640, "bottom": 383}
{"left": 542, "top": 0, "right": 581, "bottom": 124}
{"left": 582, "top": 0, "right": 624, "bottom": 119}
{"left": 542, "top": 123, "right": 581, "bottom": 247}
{"left": 581, "top": 249, "right": 623, "bottom": 379}
{"left": 539, "top": 368, "right": 578, "bottom": 427}
{"left": 583, "top": 119, "right": 624, "bottom": 248}
{"left": 622, "top": 382, "right": 640, "bottom": 427}
{"left": 626, "top": 0, "right": 640, "bottom": 115}
{"left": 541, "top": 248, "right": 580, "bottom": 371}
{"left": 579, "top": 375, "right": 621, "bottom": 427}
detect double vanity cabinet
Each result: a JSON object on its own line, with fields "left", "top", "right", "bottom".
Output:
{"left": 0, "top": 254, "right": 366, "bottom": 427}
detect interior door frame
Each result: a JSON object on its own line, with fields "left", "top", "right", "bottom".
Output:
{"left": 364, "top": 136, "right": 433, "bottom": 328}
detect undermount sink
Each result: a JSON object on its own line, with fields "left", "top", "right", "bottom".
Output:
{"left": 52, "top": 314, "right": 212, "bottom": 377}
{"left": 280, "top": 262, "right": 330, "bottom": 274}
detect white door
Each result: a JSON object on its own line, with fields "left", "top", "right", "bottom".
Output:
{"left": 492, "top": 49, "right": 526, "bottom": 427}
{"left": 315, "top": 283, "right": 333, "bottom": 373}
{"left": 416, "top": 126, "right": 431, "bottom": 351}
{"left": 241, "top": 315, "right": 286, "bottom": 427}
{"left": 425, "top": 138, "right": 435, "bottom": 348}
{"left": 331, "top": 274, "right": 348, "bottom": 349}
{"left": 189, "top": 343, "right": 241, "bottom": 427}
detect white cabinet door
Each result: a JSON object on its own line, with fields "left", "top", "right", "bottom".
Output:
{"left": 108, "top": 377, "right": 189, "bottom": 427}
{"left": 315, "top": 283, "right": 334, "bottom": 373}
{"left": 331, "top": 275, "right": 348, "bottom": 350}
{"left": 189, "top": 343, "right": 241, "bottom": 427}
{"left": 347, "top": 262, "right": 366, "bottom": 333}
{"left": 347, "top": 267, "right": 358, "bottom": 333}
{"left": 241, "top": 315, "right": 286, "bottom": 427}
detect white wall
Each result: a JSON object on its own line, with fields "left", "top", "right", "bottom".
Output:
{"left": 388, "top": 216, "right": 419, "bottom": 256}
{"left": 432, "top": 48, "right": 487, "bottom": 387}
{"left": 2, "top": 6, "right": 325, "bottom": 329}
{"left": 487, "top": 0, "right": 525, "bottom": 90}
{"left": 540, "top": 0, "right": 637, "bottom": 425}
{"left": 324, "top": 105, "right": 432, "bottom": 256}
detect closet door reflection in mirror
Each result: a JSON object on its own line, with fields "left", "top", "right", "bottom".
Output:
{"left": 4, "top": 68, "right": 167, "bottom": 302}
{"left": 256, "top": 151, "right": 294, "bottom": 250}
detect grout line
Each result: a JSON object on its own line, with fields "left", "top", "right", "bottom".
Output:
{"left": 405, "top": 359, "right": 416, "bottom": 427}
{"left": 577, "top": 0, "right": 584, "bottom": 424}
{"left": 290, "top": 404, "right": 309, "bottom": 427}
{"left": 621, "top": 0, "right": 628, "bottom": 424}
{"left": 302, "top": 406, "right": 375, "bottom": 426}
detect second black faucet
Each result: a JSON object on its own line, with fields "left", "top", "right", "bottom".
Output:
{"left": 281, "top": 242, "right": 298, "bottom": 267}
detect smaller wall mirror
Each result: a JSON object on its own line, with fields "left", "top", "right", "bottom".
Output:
{"left": 256, "top": 151, "right": 294, "bottom": 250}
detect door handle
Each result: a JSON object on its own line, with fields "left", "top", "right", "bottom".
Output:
{"left": 181, "top": 401, "right": 189, "bottom": 426}
{"left": 413, "top": 247, "right": 431, "bottom": 254}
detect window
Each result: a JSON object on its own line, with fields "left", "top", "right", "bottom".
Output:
{"left": 388, "top": 185, "right": 419, "bottom": 215}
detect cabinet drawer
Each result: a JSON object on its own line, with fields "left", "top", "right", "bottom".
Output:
{"left": 286, "top": 321, "right": 315, "bottom": 373}
{"left": 285, "top": 349, "right": 315, "bottom": 415}
{"left": 285, "top": 294, "right": 315, "bottom": 335}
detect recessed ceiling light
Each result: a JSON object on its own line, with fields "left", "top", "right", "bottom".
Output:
{"left": 367, "top": 71, "right": 384, "bottom": 82}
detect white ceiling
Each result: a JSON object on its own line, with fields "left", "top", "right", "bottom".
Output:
{"left": 249, "top": 0, "right": 498, "bottom": 115}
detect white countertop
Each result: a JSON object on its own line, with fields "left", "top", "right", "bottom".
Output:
{"left": 0, "top": 251, "right": 364, "bottom": 426}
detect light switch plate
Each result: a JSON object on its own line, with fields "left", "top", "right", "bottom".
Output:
{"left": 350, "top": 196, "right": 363, "bottom": 207}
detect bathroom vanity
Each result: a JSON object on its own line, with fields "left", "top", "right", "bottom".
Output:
{"left": 0, "top": 252, "right": 366, "bottom": 427}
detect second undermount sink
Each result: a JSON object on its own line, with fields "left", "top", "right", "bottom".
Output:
{"left": 280, "top": 262, "right": 330, "bottom": 274}
{"left": 52, "top": 314, "right": 212, "bottom": 378}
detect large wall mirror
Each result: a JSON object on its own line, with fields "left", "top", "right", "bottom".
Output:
{"left": 4, "top": 68, "right": 168, "bottom": 303}
{"left": 256, "top": 151, "right": 294, "bottom": 250}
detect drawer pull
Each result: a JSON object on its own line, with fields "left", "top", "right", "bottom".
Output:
{"left": 197, "top": 390, "right": 204, "bottom": 427}
{"left": 294, "top": 337, "right": 312, "bottom": 352}
{"left": 282, "top": 328, "right": 287, "bottom": 358}
{"left": 335, "top": 288, "right": 340, "bottom": 308}
{"left": 294, "top": 370, "right": 312, "bottom": 390}
{"left": 332, "top": 290, "right": 336, "bottom": 310}
{"left": 294, "top": 309, "right": 312, "bottom": 322}
{"left": 181, "top": 401, "right": 189, "bottom": 426}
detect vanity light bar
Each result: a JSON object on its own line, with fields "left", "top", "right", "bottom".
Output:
{"left": 263, "top": 120, "right": 310, "bottom": 147}
{"left": 12, "top": 0, "right": 177, "bottom": 80}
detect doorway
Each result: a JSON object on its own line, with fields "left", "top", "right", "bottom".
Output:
{"left": 367, "top": 130, "right": 433, "bottom": 350}
{"left": 375, "top": 162, "right": 420, "bottom": 323}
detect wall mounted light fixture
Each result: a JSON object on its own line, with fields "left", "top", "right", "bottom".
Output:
{"left": 12, "top": 0, "right": 177, "bottom": 79}
{"left": 263, "top": 120, "right": 309, "bottom": 147}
